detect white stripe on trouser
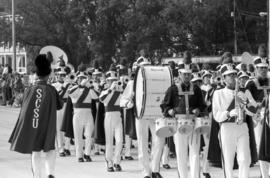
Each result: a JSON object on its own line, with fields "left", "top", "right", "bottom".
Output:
{"left": 73, "top": 109, "right": 94, "bottom": 158}
{"left": 136, "top": 119, "right": 165, "bottom": 176}
{"left": 174, "top": 130, "right": 201, "bottom": 178}
{"left": 56, "top": 103, "right": 70, "bottom": 153}
{"left": 220, "top": 123, "right": 251, "bottom": 178}
{"left": 162, "top": 144, "right": 170, "bottom": 165}
{"left": 104, "top": 111, "right": 123, "bottom": 167}
{"left": 32, "top": 150, "right": 56, "bottom": 178}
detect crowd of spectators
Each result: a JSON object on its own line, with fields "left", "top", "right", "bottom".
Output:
{"left": 0, "top": 64, "right": 26, "bottom": 108}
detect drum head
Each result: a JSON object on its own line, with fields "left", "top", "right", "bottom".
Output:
{"left": 134, "top": 66, "right": 173, "bottom": 119}
{"left": 133, "top": 67, "right": 145, "bottom": 118}
{"left": 156, "top": 126, "right": 176, "bottom": 138}
{"left": 178, "top": 125, "right": 193, "bottom": 135}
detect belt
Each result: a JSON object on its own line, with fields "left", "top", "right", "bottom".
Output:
{"left": 224, "top": 116, "right": 246, "bottom": 124}
{"left": 175, "top": 114, "right": 195, "bottom": 120}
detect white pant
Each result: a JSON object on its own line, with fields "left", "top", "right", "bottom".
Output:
{"left": 202, "top": 132, "right": 210, "bottom": 173}
{"left": 162, "top": 144, "right": 170, "bottom": 165}
{"left": 220, "top": 123, "right": 251, "bottom": 178}
{"left": 136, "top": 119, "right": 165, "bottom": 176}
{"left": 125, "top": 135, "right": 132, "bottom": 157}
{"left": 73, "top": 109, "right": 94, "bottom": 158}
{"left": 174, "top": 130, "right": 201, "bottom": 178}
{"left": 56, "top": 103, "right": 68, "bottom": 153}
{"left": 104, "top": 112, "right": 123, "bottom": 166}
{"left": 254, "top": 121, "right": 263, "bottom": 153}
{"left": 32, "top": 150, "right": 56, "bottom": 178}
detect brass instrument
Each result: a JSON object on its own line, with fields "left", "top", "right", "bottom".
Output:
{"left": 235, "top": 78, "right": 245, "bottom": 124}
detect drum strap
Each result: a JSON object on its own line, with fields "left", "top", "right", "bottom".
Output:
{"left": 178, "top": 82, "right": 194, "bottom": 118}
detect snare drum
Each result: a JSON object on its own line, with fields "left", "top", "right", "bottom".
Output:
{"left": 176, "top": 115, "right": 195, "bottom": 135}
{"left": 155, "top": 118, "right": 177, "bottom": 138}
{"left": 194, "top": 116, "right": 211, "bottom": 134}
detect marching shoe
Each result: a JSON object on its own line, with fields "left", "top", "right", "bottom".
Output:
{"left": 64, "top": 149, "right": 71, "bottom": 156}
{"left": 107, "top": 166, "right": 114, "bottom": 172}
{"left": 162, "top": 164, "right": 171, "bottom": 169}
{"left": 59, "top": 152, "right": 65, "bottom": 157}
{"left": 125, "top": 156, "right": 134, "bottom": 160}
{"left": 203, "top": 173, "right": 211, "bottom": 178}
{"left": 152, "top": 172, "right": 163, "bottom": 178}
{"left": 113, "top": 164, "right": 122, "bottom": 171}
{"left": 144, "top": 176, "right": 151, "bottom": 178}
{"left": 83, "top": 154, "right": 92, "bottom": 162}
{"left": 70, "top": 139, "right": 74, "bottom": 145}
{"left": 94, "top": 151, "right": 100, "bottom": 155}
{"left": 48, "top": 175, "right": 55, "bottom": 178}
{"left": 78, "top": 157, "right": 84, "bottom": 162}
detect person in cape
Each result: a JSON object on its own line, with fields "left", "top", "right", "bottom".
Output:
{"left": 212, "top": 63, "right": 257, "bottom": 178}
{"left": 245, "top": 44, "right": 270, "bottom": 178}
{"left": 99, "top": 66, "right": 124, "bottom": 172}
{"left": 9, "top": 54, "right": 63, "bottom": 178}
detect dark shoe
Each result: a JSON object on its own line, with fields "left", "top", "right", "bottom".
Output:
{"left": 107, "top": 167, "right": 114, "bottom": 172}
{"left": 125, "top": 156, "right": 134, "bottom": 160}
{"left": 152, "top": 172, "right": 163, "bottom": 178}
{"left": 162, "top": 164, "right": 171, "bottom": 169}
{"left": 78, "top": 157, "right": 84, "bottom": 162}
{"left": 70, "top": 139, "right": 74, "bottom": 145}
{"left": 83, "top": 154, "right": 92, "bottom": 162}
{"left": 144, "top": 176, "right": 151, "bottom": 178}
{"left": 94, "top": 151, "right": 100, "bottom": 155}
{"left": 203, "top": 173, "right": 211, "bottom": 178}
{"left": 48, "top": 175, "right": 55, "bottom": 178}
{"left": 64, "top": 149, "right": 71, "bottom": 156}
{"left": 59, "top": 152, "right": 65, "bottom": 157}
{"left": 113, "top": 164, "right": 122, "bottom": 171}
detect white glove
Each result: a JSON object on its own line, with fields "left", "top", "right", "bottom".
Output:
{"left": 236, "top": 92, "right": 247, "bottom": 104}
{"left": 110, "top": 82, "right": 117, "bottom": 90}
{"left": 229, "top": 109, "right": 238, "bottom": 118}
{"left": 80, "top": 79, "right": 88, "bottom": 86}
{"left": 168, "top": 109, "right": 175, "bottom": 116}
{"left": 126, "top": 101, "right": 134, "bottom": 108}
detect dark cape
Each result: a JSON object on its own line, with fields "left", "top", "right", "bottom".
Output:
{"left": 94, "top": 101, "right": 105, "bottom": 145}
{"left": 259, "top": 100, "right": 270, "bottom": 162}
{"left": 9, "top": 81, "right": 62, "bottom": 154}
{"left": 61, "top": 97, "right": 74, "bottom": 138}
{"left": 207, "top": 87, "right": 258, "bottom": 168}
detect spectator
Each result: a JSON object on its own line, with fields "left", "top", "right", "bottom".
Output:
{"left": 2, "top": 64, "right": 9, "bottom": 75}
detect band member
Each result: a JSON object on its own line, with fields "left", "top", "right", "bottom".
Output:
{"left": 68, "top": 70, "right": 99, "bottom": 162}
{"left": 245, "top": 45, "right": 270, "bottom": 178}
{"left": 99, "top": 67, "right": 123, "bottom": 172}
{"left": 212, "top": 63, "right": 257, "bottom": 178}
{"left": 118, "top": 64, "right": 136, "bottom": 160}
{"left": 161, "top": 51, "right": 206, "bottom": 178}
{"left": 9, "top": 54, "right": 62, "bottom": 178}
{"left": 121, "top": 60, "right": 165, "bottom": 178}
{"left": 52, "top": 67, "right": 71, "bottom": 157}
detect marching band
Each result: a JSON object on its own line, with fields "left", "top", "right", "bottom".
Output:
{"left": 8, "top": 45, "right": 270, "bottom": 178}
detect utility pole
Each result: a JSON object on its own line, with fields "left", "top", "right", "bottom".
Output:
{"left": 268, "top": 0, "right": 270, "bottom": 59}
{"left": 233, "top": 0, "right": 238, "bottom": 55}
{"left": 12, "top": 0, "right": 16, "bottom": 72}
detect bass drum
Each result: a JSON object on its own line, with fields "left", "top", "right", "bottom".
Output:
{"left": 134, "top": 66, "right": 173, "bottom": 119}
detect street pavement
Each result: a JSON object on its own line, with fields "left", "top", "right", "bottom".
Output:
{"left": 0, "top": 106, "right": 263, "bottom": 178}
